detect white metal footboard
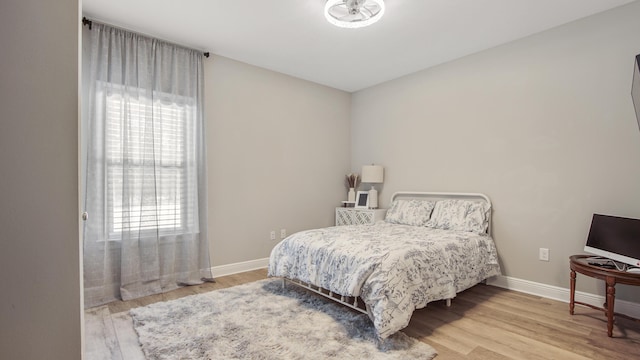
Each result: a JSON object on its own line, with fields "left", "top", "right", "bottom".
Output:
{"left": 280, "top": 277, "right": 453, "bottom": 315}
{"left": 281, "top": 278, "right": 368, "bottom": 314}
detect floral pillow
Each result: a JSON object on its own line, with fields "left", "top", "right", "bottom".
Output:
{"left": 385, "top": 199, "right": 436, "bottom": 226}
{"left": 425, "top": 199, "right": 490, "bottom": 234}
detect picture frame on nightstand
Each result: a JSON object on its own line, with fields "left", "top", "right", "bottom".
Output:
{"left": 355, "top": 191, "right": 369, "bottom": 208}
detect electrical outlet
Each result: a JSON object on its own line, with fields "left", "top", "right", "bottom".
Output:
{"left": 280, "top": 229, "right": 287, "bottom": 239}
{"left": 539, "top": 248, "right": 550, "bottom": 261}
{"left": 270, "top": 231, "right": 276, "bottom": 241}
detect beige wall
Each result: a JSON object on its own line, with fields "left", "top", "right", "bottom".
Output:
{"left": 204, "top": 56, "right": 351, "bottom": 266}
{"left": 0, "top": 0, "right": 82, "bottom": 358}
{"left": 351, "top": 2, "right": 640, "bottom": 301}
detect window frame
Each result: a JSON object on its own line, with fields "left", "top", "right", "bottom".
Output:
{"left": 98, "top": 83, "right": 199, "bottom": 241}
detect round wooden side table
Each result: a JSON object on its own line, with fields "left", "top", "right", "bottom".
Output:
{"left": 569, "top": 254, "right": 640, "bottom": 337}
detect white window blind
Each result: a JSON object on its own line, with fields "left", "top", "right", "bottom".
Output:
{"left": 104, "top": 89, "right": 198, "bottom": 239}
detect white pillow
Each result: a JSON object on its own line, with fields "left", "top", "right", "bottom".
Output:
{"left": 425, "top": 199, "right": 490, "bottom": 234}
{"left": 385, "top": 199, "right": 436, "bottom": 226}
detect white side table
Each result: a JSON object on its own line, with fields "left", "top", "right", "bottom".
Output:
{"left": 335, "top": 207, "right": 387, "bottom": 226}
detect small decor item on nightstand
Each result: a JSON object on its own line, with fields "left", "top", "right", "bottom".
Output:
{"left": 361, "top": 164, "right": 384, "bottom": 209}
{"left": 345, "top": 173, "right": 360, "bottom": 203}
{"left": 355, "top": 191, "right": 369, "bottom": 208}
{"left": 348, "top": 188, "right": 355, "bottom": 202}
{"left": 340, "top": 201, "right": 355, "bottom": 208}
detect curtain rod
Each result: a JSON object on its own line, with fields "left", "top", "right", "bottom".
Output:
{"left": 81, "top": 17, "right": 210, "bottom": 58}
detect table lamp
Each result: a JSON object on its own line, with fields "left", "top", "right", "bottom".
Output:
{"left": 362, "top": 164, "right": 384, "bottom": 209}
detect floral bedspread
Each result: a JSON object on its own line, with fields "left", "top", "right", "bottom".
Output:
{"left": 268, "top": 222, "right": 501, "bottom": 339}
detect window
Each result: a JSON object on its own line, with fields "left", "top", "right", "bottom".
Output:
{"left": 103, "top": 87, "right": 198, "bottom": 239}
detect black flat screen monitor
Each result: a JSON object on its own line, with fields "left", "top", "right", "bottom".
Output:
{"left": 584, "top": 214, "right": 640, "bottom": 267}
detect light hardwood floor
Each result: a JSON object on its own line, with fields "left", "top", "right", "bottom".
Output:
{"left": 85, "top": 269, "right": 640, "bottom": 359}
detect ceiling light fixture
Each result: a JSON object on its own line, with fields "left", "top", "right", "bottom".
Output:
{"left": 324, "top": 0, "right": 385, "bottom": 29}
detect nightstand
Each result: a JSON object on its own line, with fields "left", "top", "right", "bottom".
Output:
{"left": 335, "top": 207, "right": 387, "bottom": 226}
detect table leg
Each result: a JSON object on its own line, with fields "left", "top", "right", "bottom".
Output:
{"left": 569, "top": 269, "right": 576, "bottom": 315}
{"left": 605, "top": 276, "right": 615, "bottom": 337}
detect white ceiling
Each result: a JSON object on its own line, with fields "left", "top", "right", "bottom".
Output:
{"left": 82, "top": 0, "right": 635, "bottom": 92}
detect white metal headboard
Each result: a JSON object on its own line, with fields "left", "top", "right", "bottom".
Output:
{"left": 389, "top": 191, "right": 493, "bottom": 235}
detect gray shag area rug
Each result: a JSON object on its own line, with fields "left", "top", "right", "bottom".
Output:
{"left": 130, "top": 279, "right": 437, "bottom": 359}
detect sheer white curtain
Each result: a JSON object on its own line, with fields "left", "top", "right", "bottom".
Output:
{"left": 82, "top": 23, "right": 212, "bottom": 308}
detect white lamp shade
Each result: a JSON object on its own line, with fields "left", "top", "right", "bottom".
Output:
{"left": 362, "top": 165, "right": 384, "bottom": 183}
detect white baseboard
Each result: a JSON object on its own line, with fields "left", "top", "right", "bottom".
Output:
{"left": 210, "top": 258, "right": 269, "bottom": 278}
{"left": 487, "top": 275, "right": 640, "bottom": 319}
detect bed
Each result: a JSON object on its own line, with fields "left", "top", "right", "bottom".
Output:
{"left": 268, "top": 191, "right": 501, "bottom": 339}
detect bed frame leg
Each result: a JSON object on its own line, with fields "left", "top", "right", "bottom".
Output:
{"left": 281, "top": 278, "right": 286, "bottom": 289}
{"left": 446, "top": 298, "right": 452, "bottom": 307}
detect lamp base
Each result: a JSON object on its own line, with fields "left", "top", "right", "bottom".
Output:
{"left": 369, "top": 185, "right": 378, "bottom": 209}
